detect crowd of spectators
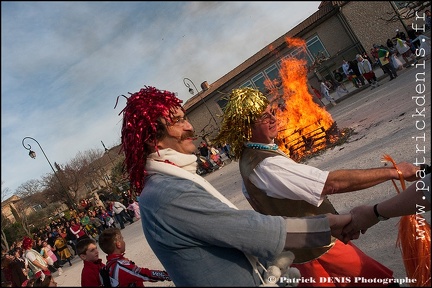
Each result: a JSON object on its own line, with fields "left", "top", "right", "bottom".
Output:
{"left": 1, "top": 193, "right": 140, "bottom": 287}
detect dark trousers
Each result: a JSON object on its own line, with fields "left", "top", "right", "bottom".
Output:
{"left": 115, "top": 210, "right": 134, "bottom": 229}
{"left": 382, "top": 63, "right": 397, "bottom": 79}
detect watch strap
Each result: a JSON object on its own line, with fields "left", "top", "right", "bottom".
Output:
{"left": 373, "top": 204, "right": 389, "bottom": 221}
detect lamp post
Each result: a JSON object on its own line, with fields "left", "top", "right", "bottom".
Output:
{"left": 101, "top": 140, "right": 115, "bottom": 166}
{"left": 22, "top": 136, "right": 76, "bottom": 209}
{"left": 183, "top": 77, "right": 218, "bottom": 128}
{"left": 389, "top": 1, "right": 409, "bottom": 35}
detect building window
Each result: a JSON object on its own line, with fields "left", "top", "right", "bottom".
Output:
{"left": 239, "top": 80, "right": 253, "bottom": 88}
{"left": 264, "top": 65, "right": 278, "bottom": 80}
{"left": 264, "top": 64, "right": 282, "bottom": 88}
{"left": 217, "top": 97, "right": 228, "bottom": 111}
{"left": 277, "top": 59, "right": 283, "bottom": 68}
{"left": 277, "top": 55, "right": 292, "bottom": 68}
{"left": 393, "top": 1, "right": 410, "bottom": 10}
{"left": 237, "top": 35, "right": 328, "bottom": 98}
{"left": 85, "top": 182, "right": 95, "bottom": 191}
{"left": 32, "top": 204, "right": 42, "bottom": 211}
{"left": 306, "top": 35, "right": 330, "bottom": 65}
{"left": 251, "top": 72, "right": 268, "bottom": 93}
{"left": 276, "top": 36, "right": 329, "bottom": 69}
{"left": 290, "top": 46, "right": 313, "bottom": 65}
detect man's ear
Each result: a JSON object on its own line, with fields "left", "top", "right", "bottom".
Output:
{"left": 79, "top": 254, "right": 86, "bottom": 261}
{"left": 144, "top": 140, "right": 159, "bottom": 154}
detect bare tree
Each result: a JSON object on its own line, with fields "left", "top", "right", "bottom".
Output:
{"left": 15, "top": 179, "right": 43, "bottom": 199}
{"left": 35, "top": 148, "right": 104, "bottom": 208}
{"left": 40, "top": 173, "right": 66, "bottom": 204}
{"left": 381, "top": 1, "right": 431, "bottom": 23}
{"left": 109, "top": 157, "right": 128, "bottom": 191}
{"left": 11, "top": 179, "right": 44, "bottom": 237}
{"left": 1, "top": 181, "right": 12, "bottom": 251}
{"left": 59, "top": 148, "right": 104, "bottom": 203}
{"left": 1, "top": 213, "right": 11, "bottom": 251}
{"left": 1, "top": 181, "right": 11, "bottom": 200}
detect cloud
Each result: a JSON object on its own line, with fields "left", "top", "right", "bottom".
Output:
{"left": 1, "top": 1, "right": 320, "bottom": 197}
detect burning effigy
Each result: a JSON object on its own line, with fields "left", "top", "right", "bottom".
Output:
{"left": 266, "top": 37, "right": 351, "bottom": 161}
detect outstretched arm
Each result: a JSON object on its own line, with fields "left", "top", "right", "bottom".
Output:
{"left": 342, "top": 174, "right": 431, "bottom": 238}
{"left": 283, "top": 213, "right": 355, "bottom": 250}
{"left": 322, "top": 162, "right": 420, "bottom": 196}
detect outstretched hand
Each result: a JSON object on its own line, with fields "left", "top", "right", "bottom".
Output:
{"left": 326, "top": 213, "right": 360, "bottom": 244}
{"left": 342, "top": 205, "right": 379, "bottom": 239}
{"left": 395, "top": 162, "right": 421, "bottom": 182}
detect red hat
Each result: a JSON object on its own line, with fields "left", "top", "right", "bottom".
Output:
{"left": 22, "top": 237, "right": 33, "bottom": 250}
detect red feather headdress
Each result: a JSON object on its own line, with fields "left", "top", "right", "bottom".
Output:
{"left": 116, "top": 86, "right": 183, "bottom": 196}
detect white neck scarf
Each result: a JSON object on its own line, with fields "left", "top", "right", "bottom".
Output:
{"left": 146, "top": 148, "right": 236, "bottom": 208}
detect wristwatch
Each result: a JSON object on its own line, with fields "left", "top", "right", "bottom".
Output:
{"left": 373, "top": 204, "right": 389, "bottom": 221}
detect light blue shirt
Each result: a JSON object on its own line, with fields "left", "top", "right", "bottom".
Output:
{"left": 139, "top": 173, "right": 286, "bottom": 286}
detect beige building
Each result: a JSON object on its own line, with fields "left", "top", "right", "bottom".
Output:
{"left": 76, "top": 144, "right": 126, "bottom": 204}
{"left": 183, "top": 1, "right": 429, "bottom": 145}
{"left": 1, "top": 195, "right": 36, "bottom": 224}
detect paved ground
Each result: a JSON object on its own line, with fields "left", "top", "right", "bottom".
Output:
{"left": 56, "top": 58, "right": 431, "bottom": 287}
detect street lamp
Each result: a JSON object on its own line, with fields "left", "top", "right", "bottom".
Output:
{"left": 183, "top": 77, "right": 218, "bottom": 128}
{"left": 101, "top": 140, "right": 109, "bottom": 153}
{"left": 101, "top": 140, "right": 115, "bottom": 166}
{"left": 21, "top": 136, "right": 76, "bottom": 209}
{"left": 389, "top": 1, "right": 409, "bottom": 34}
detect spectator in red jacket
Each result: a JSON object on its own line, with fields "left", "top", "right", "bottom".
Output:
{"left": 98, "top": 228, "right": 171, "bottom": 287}
{"left": 77, "top": 238, "right": 105, "bottom": 287}
{"left": 69, "top": 220, "right": 89, "bottom": 241}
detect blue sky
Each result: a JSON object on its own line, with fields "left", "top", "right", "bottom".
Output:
{"left": 1, "top": 1, "right": 320, "bottom": 198}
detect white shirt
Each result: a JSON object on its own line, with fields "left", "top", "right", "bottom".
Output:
{"left": 245, "top": 155, "right": 329, "bottom": 207}
{"left": 320, "top": 82, "right": 329, "bottom": 95}
{"left": 25, "top": 249, "right": 47, "bottom": 273}
{"left": 25, "top": 250, "right": 37, "bottom": 262}
{"left": 112, "top": 201, "right": 127, "bottom": 214}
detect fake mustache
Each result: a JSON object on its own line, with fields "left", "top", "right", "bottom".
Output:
{"left": 171, "top": 131, "right": 197, "bottom": 142}
{"left": 180, "top": 131, "right": 197, "bottom": 141}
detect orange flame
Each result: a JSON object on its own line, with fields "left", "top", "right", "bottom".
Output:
{"left": 267, "top": 37, "right": 335, "bottom": 160}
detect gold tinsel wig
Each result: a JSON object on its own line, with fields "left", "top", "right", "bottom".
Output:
{"left": 214, "top": 87, "right": 269, "bottom": 159}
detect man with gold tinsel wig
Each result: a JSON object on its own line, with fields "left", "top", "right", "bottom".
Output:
{"left": 214, "top": 87, "right": 421, "bottom": 287}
